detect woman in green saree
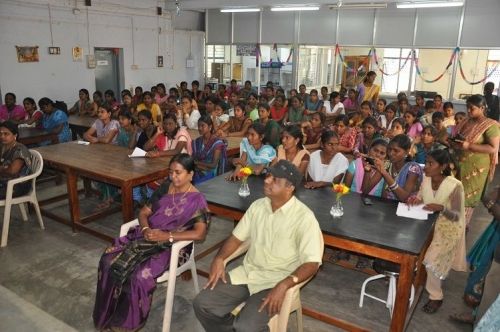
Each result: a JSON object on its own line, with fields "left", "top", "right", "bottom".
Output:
{"left": 452, "top": 94, "right": 499, "bottom": 226}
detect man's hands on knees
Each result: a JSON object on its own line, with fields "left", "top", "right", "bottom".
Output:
{"left": 204, "top": 257, "right": 226, "bottom": 290}
{"left": 258, "top": 281, "right": 289, "bottom": 316}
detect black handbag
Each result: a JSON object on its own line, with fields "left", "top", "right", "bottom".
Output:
{"left": 109, "top": 240, "right": 172, "bottom": 285}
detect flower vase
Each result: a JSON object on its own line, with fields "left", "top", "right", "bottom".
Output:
{"left": 330, "top": 194, "right": 344, "bottom": 218}
{"left": 238, "top": 177, "right": 250, "bottom": 197}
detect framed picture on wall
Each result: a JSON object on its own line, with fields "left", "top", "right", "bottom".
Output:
{"left": 15, "top": 46, "right": 39, "bottom": 63}
{"left": 157, "top": 55, "right": 164, "bottom": 67}
{"left": 72, "top": 47, "right": 83, "bottom": 61}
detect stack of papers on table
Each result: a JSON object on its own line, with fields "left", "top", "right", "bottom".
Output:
{"left": 396, "top": 203, "right": 433, "bottom": 220}
{"left": 128, "top": 147, "right": 147, "bottom": 158}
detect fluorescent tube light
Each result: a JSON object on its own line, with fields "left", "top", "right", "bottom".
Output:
{"left": 220, "top": 8, "right": 261, "bottom": 13}
{"left": 271, "top": 6, "right": 320, "bottom": 11}
{"left": 331, "top": 3, "right": 388, "bottom": 9}
{"left": 397, "top": 2, "right": 463, "bottom": 9}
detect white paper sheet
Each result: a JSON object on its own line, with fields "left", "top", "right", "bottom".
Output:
{"left": 128, "top": 147, "right": 147, "bottom": 158}
{"left": 76, "top": 140, "right": 90, "bottom": 145}
{"left": 396, "top": 203, "right": 432, "bottom": 220}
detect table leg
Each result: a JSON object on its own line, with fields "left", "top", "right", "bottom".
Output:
{"left": 66, "top": 169, "right": 80, "bottom": 232}
{"left": 390, "top": 254, "right": 416, "bottom": 332}
{"left": 121, "top": 183, "right": 133, "bottom": 223}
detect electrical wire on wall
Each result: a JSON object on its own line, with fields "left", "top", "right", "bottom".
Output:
{"left": 157, "top": 14, "right": 161, "bottom": 59}
{"left": 131, "top": 17, "right": 136, "bottom": 66}
{"left": 86, "top": 7, "right": 91, "bottom": 53}
{"left": 47, "top": 4, "right": 54, "bottom": 46}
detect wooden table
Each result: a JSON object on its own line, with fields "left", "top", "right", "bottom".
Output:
{"left": 196, "top": 174, "right": 435, "bottom": 332}
{"left": 187, "top": 129, "right": 241, "bottom": 157}
{"left": 68, "top": 114, "right": 95, "bottom": 140}
{"left": 35, "top": 142, "right": 170, "bottom": 241}
{"left": 18, "top": 127, "right": 59, "bottom": 145}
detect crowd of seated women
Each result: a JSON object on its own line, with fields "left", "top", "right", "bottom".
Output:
{"left": 2, "top": 77, "right": 499, "bottom": 321}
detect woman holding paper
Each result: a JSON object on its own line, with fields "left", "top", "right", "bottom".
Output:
{"left": 407, "top": 149, "right": 467, "bottom": 314}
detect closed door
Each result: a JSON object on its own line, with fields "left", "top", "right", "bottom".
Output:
{"left": 94, "top": 48, "right": 121, "bottom": 98}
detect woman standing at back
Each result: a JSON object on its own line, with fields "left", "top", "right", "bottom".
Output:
{"left": 452, "top": 94, "right": 499, "bottom": 226}
{"left": 357, "top": 71, "right": 380, "bottom": 106}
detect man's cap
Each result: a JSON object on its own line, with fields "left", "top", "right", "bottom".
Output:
{"left": 269, "top": 160, "right": 302, "bottom": 188}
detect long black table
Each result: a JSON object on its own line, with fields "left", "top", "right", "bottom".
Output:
{"left": 196, "top": 174, "right": 435, "bottom": 332}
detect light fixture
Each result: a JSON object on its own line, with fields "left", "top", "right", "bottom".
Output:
{"left": 271, "top": 6, "right": 320, "bottom": 11}
{"left": 330, "top": 2, "right": 388, "bottom": 9}
{"left": 397, "top": 1, "right": 464, "bottom": 9}
{"left": 220, "top": 8, "right": 261, "bottom": 13}
{"left": 175, "top": 0, "right": 180, "bottom": 16}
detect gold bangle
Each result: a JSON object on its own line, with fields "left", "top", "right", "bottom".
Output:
{"left": 141, "top": 226, "right": 150, "bottom": 233}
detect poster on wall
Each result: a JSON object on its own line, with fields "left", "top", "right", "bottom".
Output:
{"left": 72, "top": 47, "right": 83, "bottom": 61}
{"left": 15, "top": 46, "right": 39, "bottom": 63}
{"left": 236, "top": 45, "right": 256, "bottom": 56}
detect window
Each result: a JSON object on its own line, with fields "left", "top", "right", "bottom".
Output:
{"left": 298, "top": 47, "right": 332, "bottom": 90}
{"left": 379, "top": 48, "right": 416, "bottom": 95}
{"left": 206, "top": 45, "right": 226, "bottom": 79}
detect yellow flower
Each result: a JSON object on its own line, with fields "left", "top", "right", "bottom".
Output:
{"left": 241, "top": 167, "right": 253, "bottom": 176}
{"left": 332, "top": 183, "right": 350, "bottom": 196}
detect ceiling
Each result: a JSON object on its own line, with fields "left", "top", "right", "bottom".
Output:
{"left": 165, "top": 0, "right": 459, "bottom": 11}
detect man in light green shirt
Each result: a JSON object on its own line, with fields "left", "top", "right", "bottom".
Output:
{"left": 194, "top": 160, "right": 324, "bottom": 332}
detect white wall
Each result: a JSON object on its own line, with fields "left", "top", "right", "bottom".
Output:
{"left": 0, "top": 0, "right": 204, "bottom": 105}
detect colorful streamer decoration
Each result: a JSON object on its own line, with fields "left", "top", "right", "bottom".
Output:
{"left": 412, "top": 47, "right": 459, "bottom": 83}
{"left": 458, "top": 59, "right": 499, "bottom": 85}
{"left": 371, "top": 48, "right": 412, "bottom": 76}
{"left": 335, "top": 44, "right": 364, "bottom": 72}
{"left": 285, "top": 47, "right": 294, "bottom": 63}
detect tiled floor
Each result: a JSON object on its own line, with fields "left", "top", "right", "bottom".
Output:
{"left": 1, "top": 170, "right": 498, "bottom": 331}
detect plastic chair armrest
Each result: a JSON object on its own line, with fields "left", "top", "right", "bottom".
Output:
{"left": 223, "top": 241, "right": 250, "bottom": 267}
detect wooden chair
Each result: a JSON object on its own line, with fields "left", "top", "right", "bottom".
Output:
{"left": 224, "top": 241, "right": 308, "bottom": 332}
{"left": 120, "top": 219, "right": 199, "bottom": 332}
{"left": 1, "top": 149, "right": 44, "bottom": 247}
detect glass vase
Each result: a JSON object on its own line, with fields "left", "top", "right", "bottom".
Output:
{"left": 238, "top": 177, "right": 250, "bottom": 197}
{"left": 330, "top": 194, "right": 344, "bottom": 218}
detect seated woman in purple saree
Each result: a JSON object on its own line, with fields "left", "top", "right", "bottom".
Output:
{"left": 93, "top": 153, "right": 209, "bottom": 332}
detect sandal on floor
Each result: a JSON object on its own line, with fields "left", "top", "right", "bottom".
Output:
{"left": 449, "top": 312, "right": 475, "bottom": 325}
{"left": 355, "top": 257, "right": 372, "bottom": 269}
{"left": 422, "top": 300, "right": 443, "bottom": 314}
{"left": 93, "top": 199, "right": 112, "bottom": 213}
{"left": 327, "top": 251, "right": 340, "bottom": 263}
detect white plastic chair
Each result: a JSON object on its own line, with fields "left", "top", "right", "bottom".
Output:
{"left": 224, "top": 241, "right": 308, "bottom": 332}
{"left": 1, "top": 149, "right": 44, "bottom": 247}
{"left": 359, "top": 270, "right": 415, "bottom": 317}
{"left": 120, "top": 219, "right": 199, "bottom": 332}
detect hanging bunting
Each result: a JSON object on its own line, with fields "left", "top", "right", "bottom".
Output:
{"left": 458, "top": 59, "right": 499, "bottom": 85}
{"left": 334, "top": 44, "right": 493, "bottom": 86}
{"left": 371, "top": 48, "right": 412, "bottom": 76}
{"left": 413, "top": 47, "right": 459, "bottom": 83}
{"left": 335, "top": 44, "right": 359, "bottom": 71}
{"left": 285, "top": 47, "right": 294, "bottom": 63}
